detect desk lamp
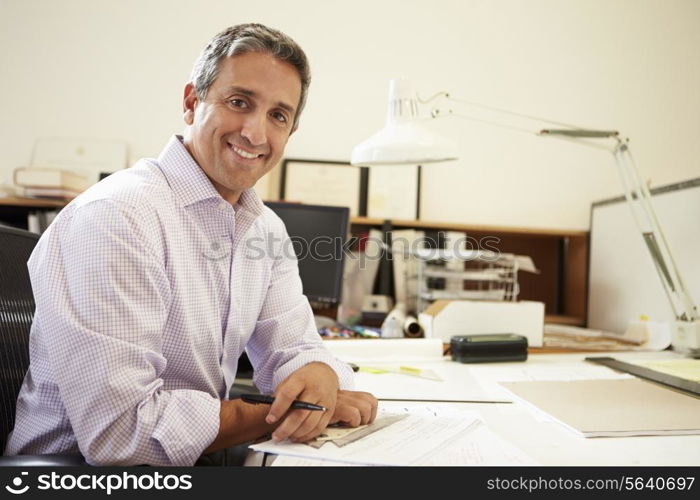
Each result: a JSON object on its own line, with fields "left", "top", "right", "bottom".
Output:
{"left": 351, "top": 79, "right": 700, "bottom": 356}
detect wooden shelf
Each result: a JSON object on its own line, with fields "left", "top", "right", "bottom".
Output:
{"left": 349, "top": 217, "right": 589, "bottom": 324}
{"left": 350, "top": 216, "right": 588, "bottom": 238}
{"left": 545, "top": 314, "right": 585, "bottom": 326}
{"left": 0, "top": 196, "right": 69, "bottom": 208}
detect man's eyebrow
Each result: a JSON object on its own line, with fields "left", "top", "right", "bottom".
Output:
{"left": 221, "top": 85, "right": 297, "bottom": 115}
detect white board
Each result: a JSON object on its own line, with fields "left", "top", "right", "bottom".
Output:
{"left": 587, "top": 178, "right": 700, "bottom": 334}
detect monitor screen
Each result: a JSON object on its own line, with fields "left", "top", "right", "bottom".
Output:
{"left": 264, "top": 202, "right": 349, "bottom": 307}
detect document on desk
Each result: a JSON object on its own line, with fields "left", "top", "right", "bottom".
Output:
{"left": 325, "top": 338, "right": 509, "bottom": 402}
{"left": 252, "top": 404, "right": 537, "bottom": 466}
{"left": 352, "top": 361, "right": 511, "bottom": 402}
{"left": 500, "top": 378, "right": 700, "bottom": 438}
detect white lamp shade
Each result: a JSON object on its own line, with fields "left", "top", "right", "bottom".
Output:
{"left": 351, "top": 79, "right": 459, "bottom": 166}
{"left": 351, "top": 120, "right": 458, "bottom": 165}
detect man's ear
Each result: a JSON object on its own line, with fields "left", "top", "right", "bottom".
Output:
{"left": 183, "top": 83, "right": 198, "bottom": 125}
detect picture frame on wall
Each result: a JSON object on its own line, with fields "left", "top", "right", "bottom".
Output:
{"left": 366, "top": 164, "right": 421, "bottom": 220}
{"left": 279, "top": 159, "right": 369, "bottom": 216}
{"left": 253, "top": 158, "right": 283, "bottom": 201}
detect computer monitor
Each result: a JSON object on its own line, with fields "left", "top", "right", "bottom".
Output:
{"left": 264, "top": 202, "right": 350, "bottom": 308}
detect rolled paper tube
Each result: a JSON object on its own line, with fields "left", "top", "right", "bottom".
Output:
{"left": 403, "top": 315, "right": 423, "bottom": 338}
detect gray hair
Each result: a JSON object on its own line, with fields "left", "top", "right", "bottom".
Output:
{"left": 190, "top": 23, "right": 311, "bottom": 130}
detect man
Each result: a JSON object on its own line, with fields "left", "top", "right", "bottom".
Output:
{"left": 6, "top": 23, "right": 377, "bottom": 466}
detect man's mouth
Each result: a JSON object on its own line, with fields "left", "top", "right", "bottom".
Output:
{"left": 230, "top": 144, "right": 264, "bottom": 160}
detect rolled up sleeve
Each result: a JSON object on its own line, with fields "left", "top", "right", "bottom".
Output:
{"left": 33, "top": 200, "right": 220, "bottom": 466}
{"left": 246, "top": 221, "right": 354, "bottom": 394}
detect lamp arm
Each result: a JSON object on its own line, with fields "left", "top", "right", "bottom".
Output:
{"left": 429, "top": 94, "right": 586, "bottom": 132}
{"left": 437, "top": 94, "right": 699, "bottom": 324}
{"left": 539, "top": 129, "right": 700, "bottom": 353}
{"left": 612, "top": 139, "right": 699, "bottom": 323}
{"left": 355, "top": 80, "right": 700, "bottom": 352}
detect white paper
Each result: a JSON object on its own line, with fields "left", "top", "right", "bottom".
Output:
{"left": 258, "top": 403, "right": 536, "bottom": 466}
{"left": 271, "top": 456, "right": 364, "bottom": 466}
{"left": 418, "top": 421, "right": 538, "bottom": 466}
{"left": 252, "top": 406, "right": 479, "bottom": 466}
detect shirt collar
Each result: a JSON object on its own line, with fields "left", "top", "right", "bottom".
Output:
{"left": 157, "top": 135, "right": 264, "bottom": 218}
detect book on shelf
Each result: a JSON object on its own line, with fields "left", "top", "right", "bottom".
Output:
{"left": 13, "top": 166, "right": 89, "bottom": 192}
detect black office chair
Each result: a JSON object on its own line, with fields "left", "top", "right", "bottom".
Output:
{"left": 0, "top": 224, "right": 83, "bottom": 465}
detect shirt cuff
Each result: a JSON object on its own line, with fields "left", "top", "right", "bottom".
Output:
{"left": 152, "top": 390, "right": 221, "bottom": 466}
{"left": 271, "top": 351, "right": 355, "bottom": 392}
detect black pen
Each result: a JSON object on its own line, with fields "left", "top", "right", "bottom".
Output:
{"left": 239, "top": 393, "right": 326, "bottom": 412}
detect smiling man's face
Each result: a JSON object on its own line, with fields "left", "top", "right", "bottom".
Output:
{"left": 182, "top": 51, "right": 301, "bottom": 204}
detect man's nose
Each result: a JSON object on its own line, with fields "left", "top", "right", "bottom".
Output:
{"left": 240, "top": 112, "right": 267, "bottom": 147}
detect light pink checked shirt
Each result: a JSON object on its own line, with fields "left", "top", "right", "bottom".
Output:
{"left": 5, "top": 135, "right": 354, "bottom": 466}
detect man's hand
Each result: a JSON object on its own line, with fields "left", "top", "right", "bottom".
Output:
{"left": 267, "top": 362, "right": 339, "bottom": 442}
{"left": 267, "top": 363, "right": 379, "bottom": 443}
{"left": 329, "top": 390, "right": 378, "bottom": 428}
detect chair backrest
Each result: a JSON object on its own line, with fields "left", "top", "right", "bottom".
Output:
{"left": 0, "top": 225, "right": 39, "bottom": 452}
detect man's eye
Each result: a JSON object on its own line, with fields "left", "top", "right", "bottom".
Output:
{"left": 271, "top": 111, "right": 288, "bottom": 123}
{"left": 229, "top": 99, "right": 248, "bottom": 108}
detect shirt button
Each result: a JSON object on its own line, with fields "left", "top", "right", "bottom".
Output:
{"left": 218, "top": 202, "right": 228, "bottom": 210}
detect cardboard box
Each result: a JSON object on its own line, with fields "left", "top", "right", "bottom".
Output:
{"left": 418, "top": 300, "right": 544, "bottom": 347}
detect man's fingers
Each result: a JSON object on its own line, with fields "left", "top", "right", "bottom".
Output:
{"left": 271, "top": 409, "right": 310, "bottom": 441}
{"left": 368, "top": 395, "right": 378, "bottom": 424}
{"left": 334, "top": 390, "right": 378, "bottom": 425}
{"left": 270, "top": 387, "right": 332, "bottom": 441}
{"left": 271, "top": 406, "right": 329, "bottom": 442}
{"left": 358, "top": 392, "right": 378, "bottom": 424}
{"left": 265, "top": 396, "right": 291, "bottom": 425}
{"left": 266, "top": 384, "right": 303, "bottom": 424}
{"left": 286, "top": 410, "right": 323, "bottom": 442}
{"left": 332, "top": 405, "right": 362, "bottom": 427}
{"left": 289, "top": 410, "right": 333, "bottom": 443}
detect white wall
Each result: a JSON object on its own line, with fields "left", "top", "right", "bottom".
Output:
{"left": 1, "top": 0, "right": 698, "bottom": 230}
